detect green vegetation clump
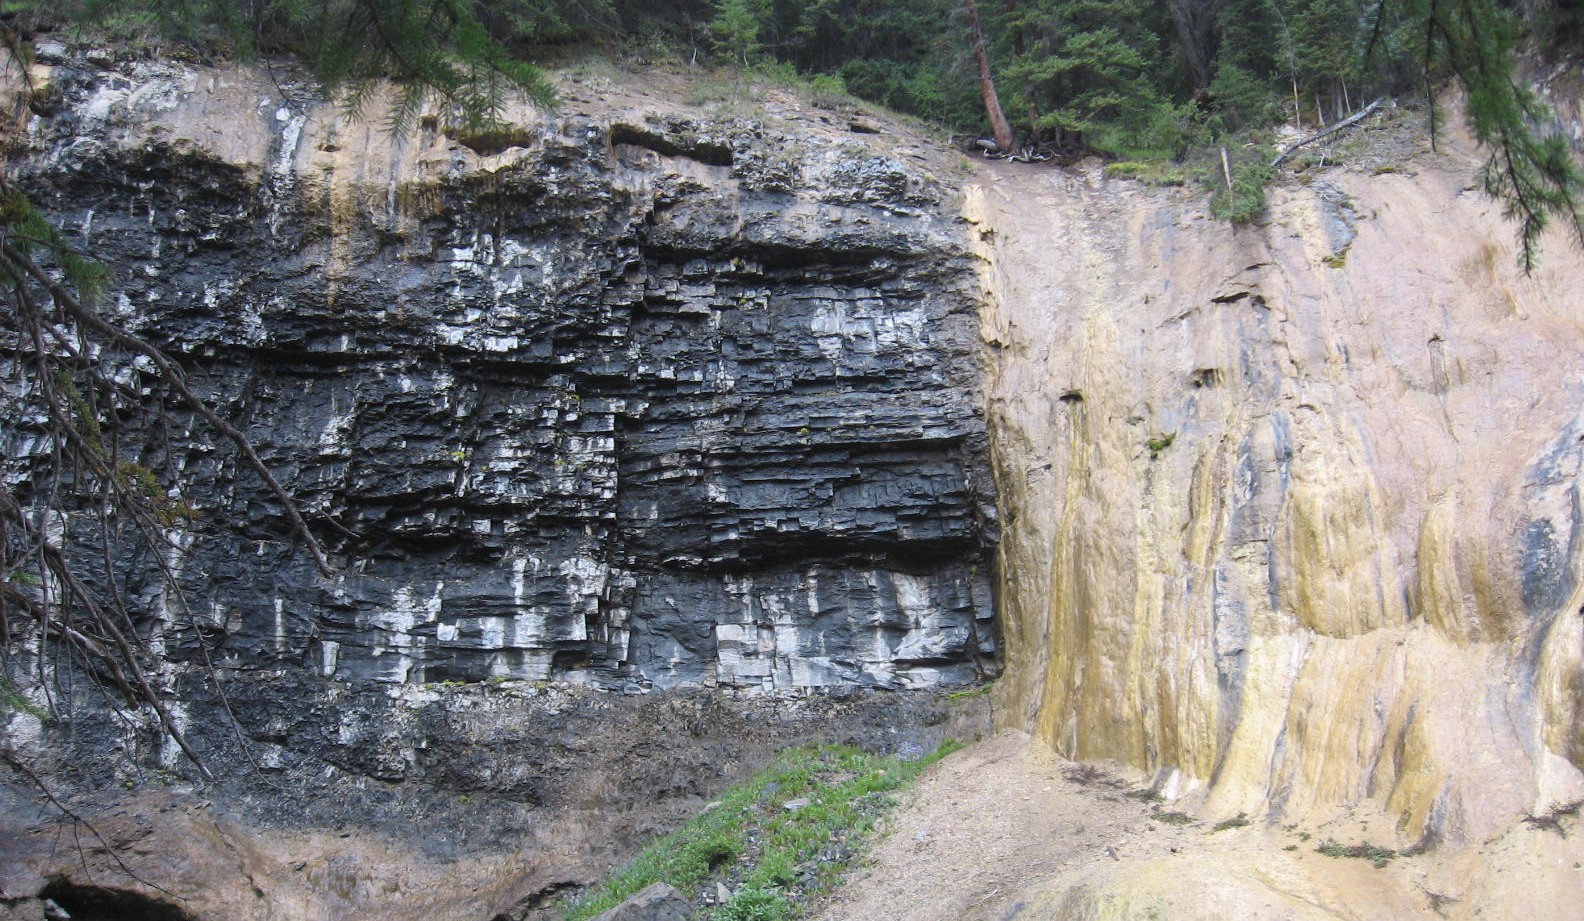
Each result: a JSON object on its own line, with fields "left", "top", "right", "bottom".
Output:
{"left": 1145, "top": 433, "right": 1176, "bottom": 459}
{"left": 1316, "top": 839, "right": 1398, "bottom": 868}
{"left": 1104, "top": 161, "right": 1189, "bottom": 187}
{"left": 17, "top": 0, "right": 1584, "bottom": 252}
{"left": 714, "top": 886, "right": 792, "bottom": 921}
{"left": 807, "top": 73, "right": 853, "bottom": 110}
{"left": 946, "top": 681, "right": 995, "bottom": 702}
{"left": 1211, "top": 813, "right": 1251, "bottom": 832}
{"left": 1153, "top": 810, "right": 1195, "bottom": 826}
{"left": 0, "top": 675, "right": 45, "bottom": 719}
{"left": 1210, "top": 155, "right": 1274, "bottom": 224}
{"left": 563, "top": 740, "right": 964, "bottom": 920}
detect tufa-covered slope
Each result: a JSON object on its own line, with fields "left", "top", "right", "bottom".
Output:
{"left": 976, "top": 109, "right": 1584, "bottom": 854}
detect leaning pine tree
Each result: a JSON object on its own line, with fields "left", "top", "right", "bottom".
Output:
{"left": 964, "top": 0, "right": 1016, "bottom": 152}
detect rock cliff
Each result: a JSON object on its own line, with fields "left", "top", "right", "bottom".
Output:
{"left": 0, "top": 49, "right": 996, "bottom": 921}
{"left": 8, "top": 41, "right": 1584, "bottom": 921}
{"left": 6, "top": 49, "right": 995, "bottom": 694}
{"left": 974, "top": 103, "right": 1584, "bottom": 912}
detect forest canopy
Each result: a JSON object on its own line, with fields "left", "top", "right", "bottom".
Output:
{"left": 17, "top": 0, "right": 1581, "bottom": 149}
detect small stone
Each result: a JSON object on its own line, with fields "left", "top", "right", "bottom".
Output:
{"left": 33, "top": 40, "right": 67, "bottom": 62}
{"left": 589, "top": 882, "right": 694, "bottom": 921}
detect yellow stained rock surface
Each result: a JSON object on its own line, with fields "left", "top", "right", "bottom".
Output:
{"left": 973, "top": 119, "right": 1584, "bottom": 913}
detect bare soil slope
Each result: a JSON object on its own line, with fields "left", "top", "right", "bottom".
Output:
{"left": 816, "top": 731, "right": 1582, "bottom": 921}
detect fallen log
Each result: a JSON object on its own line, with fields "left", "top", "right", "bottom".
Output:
{"left": 1271, "top": 97, "right": 1384, "bottom": 169}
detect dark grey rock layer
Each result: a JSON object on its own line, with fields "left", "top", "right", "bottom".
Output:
{"left": 8, "top": 58, "right": 996, "bottom": 693}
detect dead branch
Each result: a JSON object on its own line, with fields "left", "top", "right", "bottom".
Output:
{"left": 1272, "top": 97, "right": 1384, "bottom": 169}
{"left": 0, "top": 747, "right": 183, "bottom": 899}
{"left": 0, "top": 242, "right": 333, "bottom": 575}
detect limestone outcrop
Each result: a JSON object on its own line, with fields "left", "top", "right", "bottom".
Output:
{"left": 4, "top": 49, "right": 994, "bottom": 695}
{"left": 975, "top": 109, "right": 1584, "bottom": 858}
{"left": 0, "top": 49, "right": 996, "bottom": 921}
{"left": 8, "top": 39, "right": 1584, "bottom": 921}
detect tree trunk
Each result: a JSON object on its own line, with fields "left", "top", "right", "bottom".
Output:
{"left": 965, "top": 0, "right": 1016, "bottom": 152}
{"left": 1167, "top": 0, "right": 1224, "bottom": 92}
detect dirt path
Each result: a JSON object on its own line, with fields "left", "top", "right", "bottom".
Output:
{"left": 811, "top": 731, "right": 1206, "bottom": 921}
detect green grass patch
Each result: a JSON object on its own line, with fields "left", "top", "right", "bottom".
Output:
{"left": 687, "top": 79, "right": 756, "bottom": 109}
{"left": 563, "top": 740, "right": 964, "bottom": 920}
{"left": 1211, "top": 813, "right": 1250, "bottom": 832}
{"left": 1103, "top": 160, "right": 1190, "bottom": 187}
{"left": 1316, "top": 839, "right": 1398, "bottom": 868}
{"left": 946, "top": 682, "right": 994, "bottom": 702}
{"left": 1152, "top": 810, "right": 1195, "bottom": 826}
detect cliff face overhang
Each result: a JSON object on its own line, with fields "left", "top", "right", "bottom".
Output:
{"left": 974, "top": 119, "right": 1584, "bottom": 849}
{"left": 3, "top": 51, "right": 997, "bottom": 695}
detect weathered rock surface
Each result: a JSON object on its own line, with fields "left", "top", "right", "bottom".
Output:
{"left": 589, "top": 882, "right": 693, "bottom": 921}
{"left": 4, "top": 51, "right": 994, "bottom": 693}
{"left": 814, "top": 731, "right": 1584, "bottom": 921}
{"left": 0, "top": 676, "right": 987, "bottom": 921}
{"left": 17, "top": 37, "right": 1584, "bottom": 921}
{"left": 0, "top": 50, "right": 995, "bottom": 921}
{"left": 974, "top": 105, "right": 1584, "bottom": 911}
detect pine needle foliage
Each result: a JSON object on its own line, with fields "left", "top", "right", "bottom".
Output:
{"left": 1417, "top": 0, "right": 1584, "bottom": 272}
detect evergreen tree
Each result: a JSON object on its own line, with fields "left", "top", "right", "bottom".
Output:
{"left": 1420, "top": 0, "right": 1584, "bottom": 270}
{"left": 709, "top": 0, "right": 767, "bottom": 65}
{"left": 1000, "top": 0, "right": 1172, "bottom": 149}
{"left": 1168, "top": 0, "right": 1227, "bottom": 91}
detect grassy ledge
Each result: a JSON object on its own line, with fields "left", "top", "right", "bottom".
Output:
{"left": 563, "top": 740, "right": 965, "bottom": 921}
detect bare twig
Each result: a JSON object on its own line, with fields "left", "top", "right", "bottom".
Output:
{"left": 0, "top": 747, "right": 183, "bottom": 899}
